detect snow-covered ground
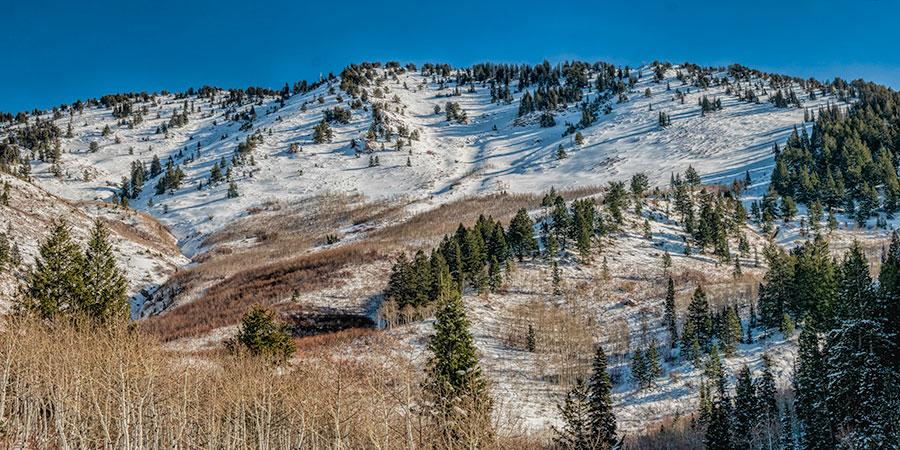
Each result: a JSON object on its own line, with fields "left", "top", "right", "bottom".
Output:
{"left": 0, "top": 62, "right": 867, "bottom": 434}
{"left": 15, "top": 64, "right": 843, "bottom": 257}
{"left": 0, "top": 174, "right": 187, "bottom": 314}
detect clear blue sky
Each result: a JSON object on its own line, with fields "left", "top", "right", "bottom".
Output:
{"left": 3, "top": 0, "right": 897, "bottom": 113}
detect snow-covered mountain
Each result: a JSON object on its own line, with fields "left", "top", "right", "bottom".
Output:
{"left": 11, "top": 63, "right": 842, "bottom": 256}
{"left": 0, "top": 61, "right": 862, "bottom": 436}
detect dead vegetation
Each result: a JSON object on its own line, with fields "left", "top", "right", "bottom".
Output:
{"left": 142, "top": 241, "right": 385, "bottom": 340}
{"left": 0, "top": 316, "right": 547, "bottom": 450}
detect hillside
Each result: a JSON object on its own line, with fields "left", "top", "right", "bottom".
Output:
{"left": 1, "top": 60, "right": 894, "bottom": 446}
{"left": 0, "top": 174, "right": 187, "bottom": 314}
{"left": 10, "top": 62, "right": 842, "bottom": 254}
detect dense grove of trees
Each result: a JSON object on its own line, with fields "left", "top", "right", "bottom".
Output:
{"left": 769, "top": 81, "right": 900, "bottom": 226}
{"left": 383, "top": 214, "right": 519, "bottom": 318}
{"left": 18, "top": 220, "right": 128, "bottom": 325}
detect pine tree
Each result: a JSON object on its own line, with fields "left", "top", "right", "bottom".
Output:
{"left": 732, "top": 365, "right": 756, "bottom": 449}
{"left": 646, "top": 339, "right": 662, "bottom": 380}
{"left": 758, "top": 244, "right": 794, "bottom": 329}
{"left": 226, "top": 305, "right": 295, "bottom": 361}
{"left": 553, "top": 377, "right": 592, "bottom": 450}
{"left": 791, "top": 235, "right": 836, "bottom": 328}
{"left": 526, "top": 323, "right": 536, "bottom": 352}
{"left": 687, "top": 286, "right": 712, "bottom": 350}
{"left": 551, "top": 260, "right": 561, "bottom": 295}
{"left": 227, "top": 180, "right": 240, "bottom": 198}
{"left": 488, "top": 255, "right": 502, "bottom": 293}
{"left": 720, "top": 306, "right": 743, "bottom": 356}
{"left": 556, "top": 144, "right": 567, "bottom": 160}
{"left": 424, "top": 270, "right": 493, "bottom": 442}
{"left": 632, "top": 348, "right": 648, "bottom": 390}
{"left": 587, "top": 345, "right": 618, "bottom": 449}
{"left": 508, "top": 208, "right": 538, "bottom": 260}
{"left": 795, "top": 327, "right": 834, "bottom": 450}
{"left": 755, "top": 352, "right": 777, "bottom": 425}
{"left": 680, "top": 320, "right": 700, "bottom": 366}
{"left": 81, "top": 220, "right": 128, "bottom": 324}
{"left": 780, "top": 313, "right": 794, "bottom": 336}
{"left": 780, "top": 405, "right": 797, "bottom": 450}
{"left": 663, "top": 277, "right": 678, "bottom": 348}
{"left": 22, "top": 222, "right": 85, "bottom": 320}
{"left": 704, "top": 393, "right": 734, "bottom": 450}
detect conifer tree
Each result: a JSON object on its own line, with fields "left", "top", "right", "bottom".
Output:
{"left": 488, "top": 255, "right": 502, "bottom": 293}
{"left": 732, "top": 365, "right": 756, "bottom": 449}
{"left": 645, "top": 339, "right": 662, "bottom": 380}
{"left": 663, "top": 277, "right": 678, "bottom": 348}
{"left": 680, "top": 320, "right": 700, "bottom": 367}
{"left": 424, "top": 270, "right": 492, "bottom": 442}
{"left": 587, "top": 345, "right": 618, "bottom": 449}
{"left": 687, "top": 285, "right": 712, "bottom": 350}
{"left": 758, "top": 244, "right": 794, "bottom": 329}
{"left": 553, "top": 377, "right": 591, "bottom": 450}
{"left": 631, "top": 348, "right": 648, "bottom": 390}
{"left": 81, "top": 220, "right": 128, "bottom": 324}
{"left": 508, "top": 208, "right": 538, "bottom": 261}
{"left": 755, "top": 352, "right": 778, "bottom": 425}
{"left": 791, "top": 235, "right": 836, "bottom": 328}
{"left": 227, "top": 305, "right": 295, "bottom": 361}
{"left": 795, "top": 327, "right": 833, "bottom": 450}
{"left": 780, "top": 406, "right": 797, "bottom": 450}
{"left": 720, "top": 306, "right": 743, "bottom": 356}
{"left": 23, "top": 222, "right": 85, "bottom": 320}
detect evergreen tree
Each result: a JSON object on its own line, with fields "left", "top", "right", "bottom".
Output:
{"left": 720, "top": 306, "right": 743, "bottom": 356}
{"left": 795, "top": 327, "right": 834, "bottom": 450}
{"left": 81, "top": 220, "right": 128, "bottom": 324}
{"left": 791, "top": 235, "right": 836, "bottom": 328}
{"left": 587, "top": 345, "right": 618, "bottom": 449}
{"left": 780, "top": 405, "right": 797, "bottom": 450}
{"left": 780, "top": 313, "right": 794, "bottom": 336}
{"left": 226, "top": 305, "right": 295, "bottom": 361}
{"left": 424, "top": 270, "right": 493, "bottom": 442}
{"left": 755, "top": 352, "right": 778, "bottom": 425}
{"left": 687, "top": 285, "right": 712, "bottom": 350}
{"left": 732, "top": 365, "right": 756, "bottom": 449}
{"left": 488, "top": 255, "right": 502, "bottom": 293}
{"left": 680, "top": 320, "right": 700, "bottom": 367}
{"left": 645, "top": 339, "right": 662, "bottom": 380}
{"left": 631, "top": 348, "right": 648, "bottom": 390}
{"left": 526, "top": 323, "right": 536, "bottom": 352}
{"left": 22, "top": 222, "right": 85, "bottom": 320}
{"left": 553, "top": 377, "right": 592, "bottom": 450}
{"left": 508, "top": 208, "right": 538, "bottom": 260}
{"left": 704, "top": 392, "right": 733, "bottom": 450}
{"left": 758, "top": 244, "right": 794, "bottom": 329}
{"left": 663, "top": 277, "right": 678, "bottom": 348}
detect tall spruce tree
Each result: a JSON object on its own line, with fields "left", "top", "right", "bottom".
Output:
{"left": 508, "top": 208, "right": 538, "bottom": 261}
{"left": 687, "top": 286, "right": 712, "bottom": 350}
{"left": 732, "top": 365, "right": 756, "bottom": 449}
{"left": 554, "top": 377, "right": 592, "bottom": 450}
{"left": 663, "top": 277, "right": 678, "bottom": 348}
{"left": 23, "top": 222, "right": 85, "bottom": 320}
{"left": 424, "top": 269, "right": 493, "bottom": 443}
{"left": 587, "top": 345, "right": 618, "bottom": 449}
{"left": 81, "top": 219, "right": 128, "bottom": 324}
{"left": 795, "top": 326, "right": 834, "bottom": 450}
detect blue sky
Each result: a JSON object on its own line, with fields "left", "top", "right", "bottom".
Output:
{"left": 2, "top": 0, "right": 897, "bottom": 113}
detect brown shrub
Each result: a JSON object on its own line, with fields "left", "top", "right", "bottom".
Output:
{"left": 141, "top": 242, "right": 386, "bottom": 341}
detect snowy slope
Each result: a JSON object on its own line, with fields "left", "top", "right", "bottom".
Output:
{"left": 14, "top": 63, "right": 844, "bottom": 257}
{"left": 0, "top": 174, "right": 187, "bottom": 315}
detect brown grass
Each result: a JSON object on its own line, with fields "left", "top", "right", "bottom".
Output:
{"left": 374, "top": 186, "right": 605, "bottom": 246}
{"left": 141, "top": 241, "right": 386, "bottom": 340}
{"left": 0, "top": 316, "right": 548, "bottom": 450}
